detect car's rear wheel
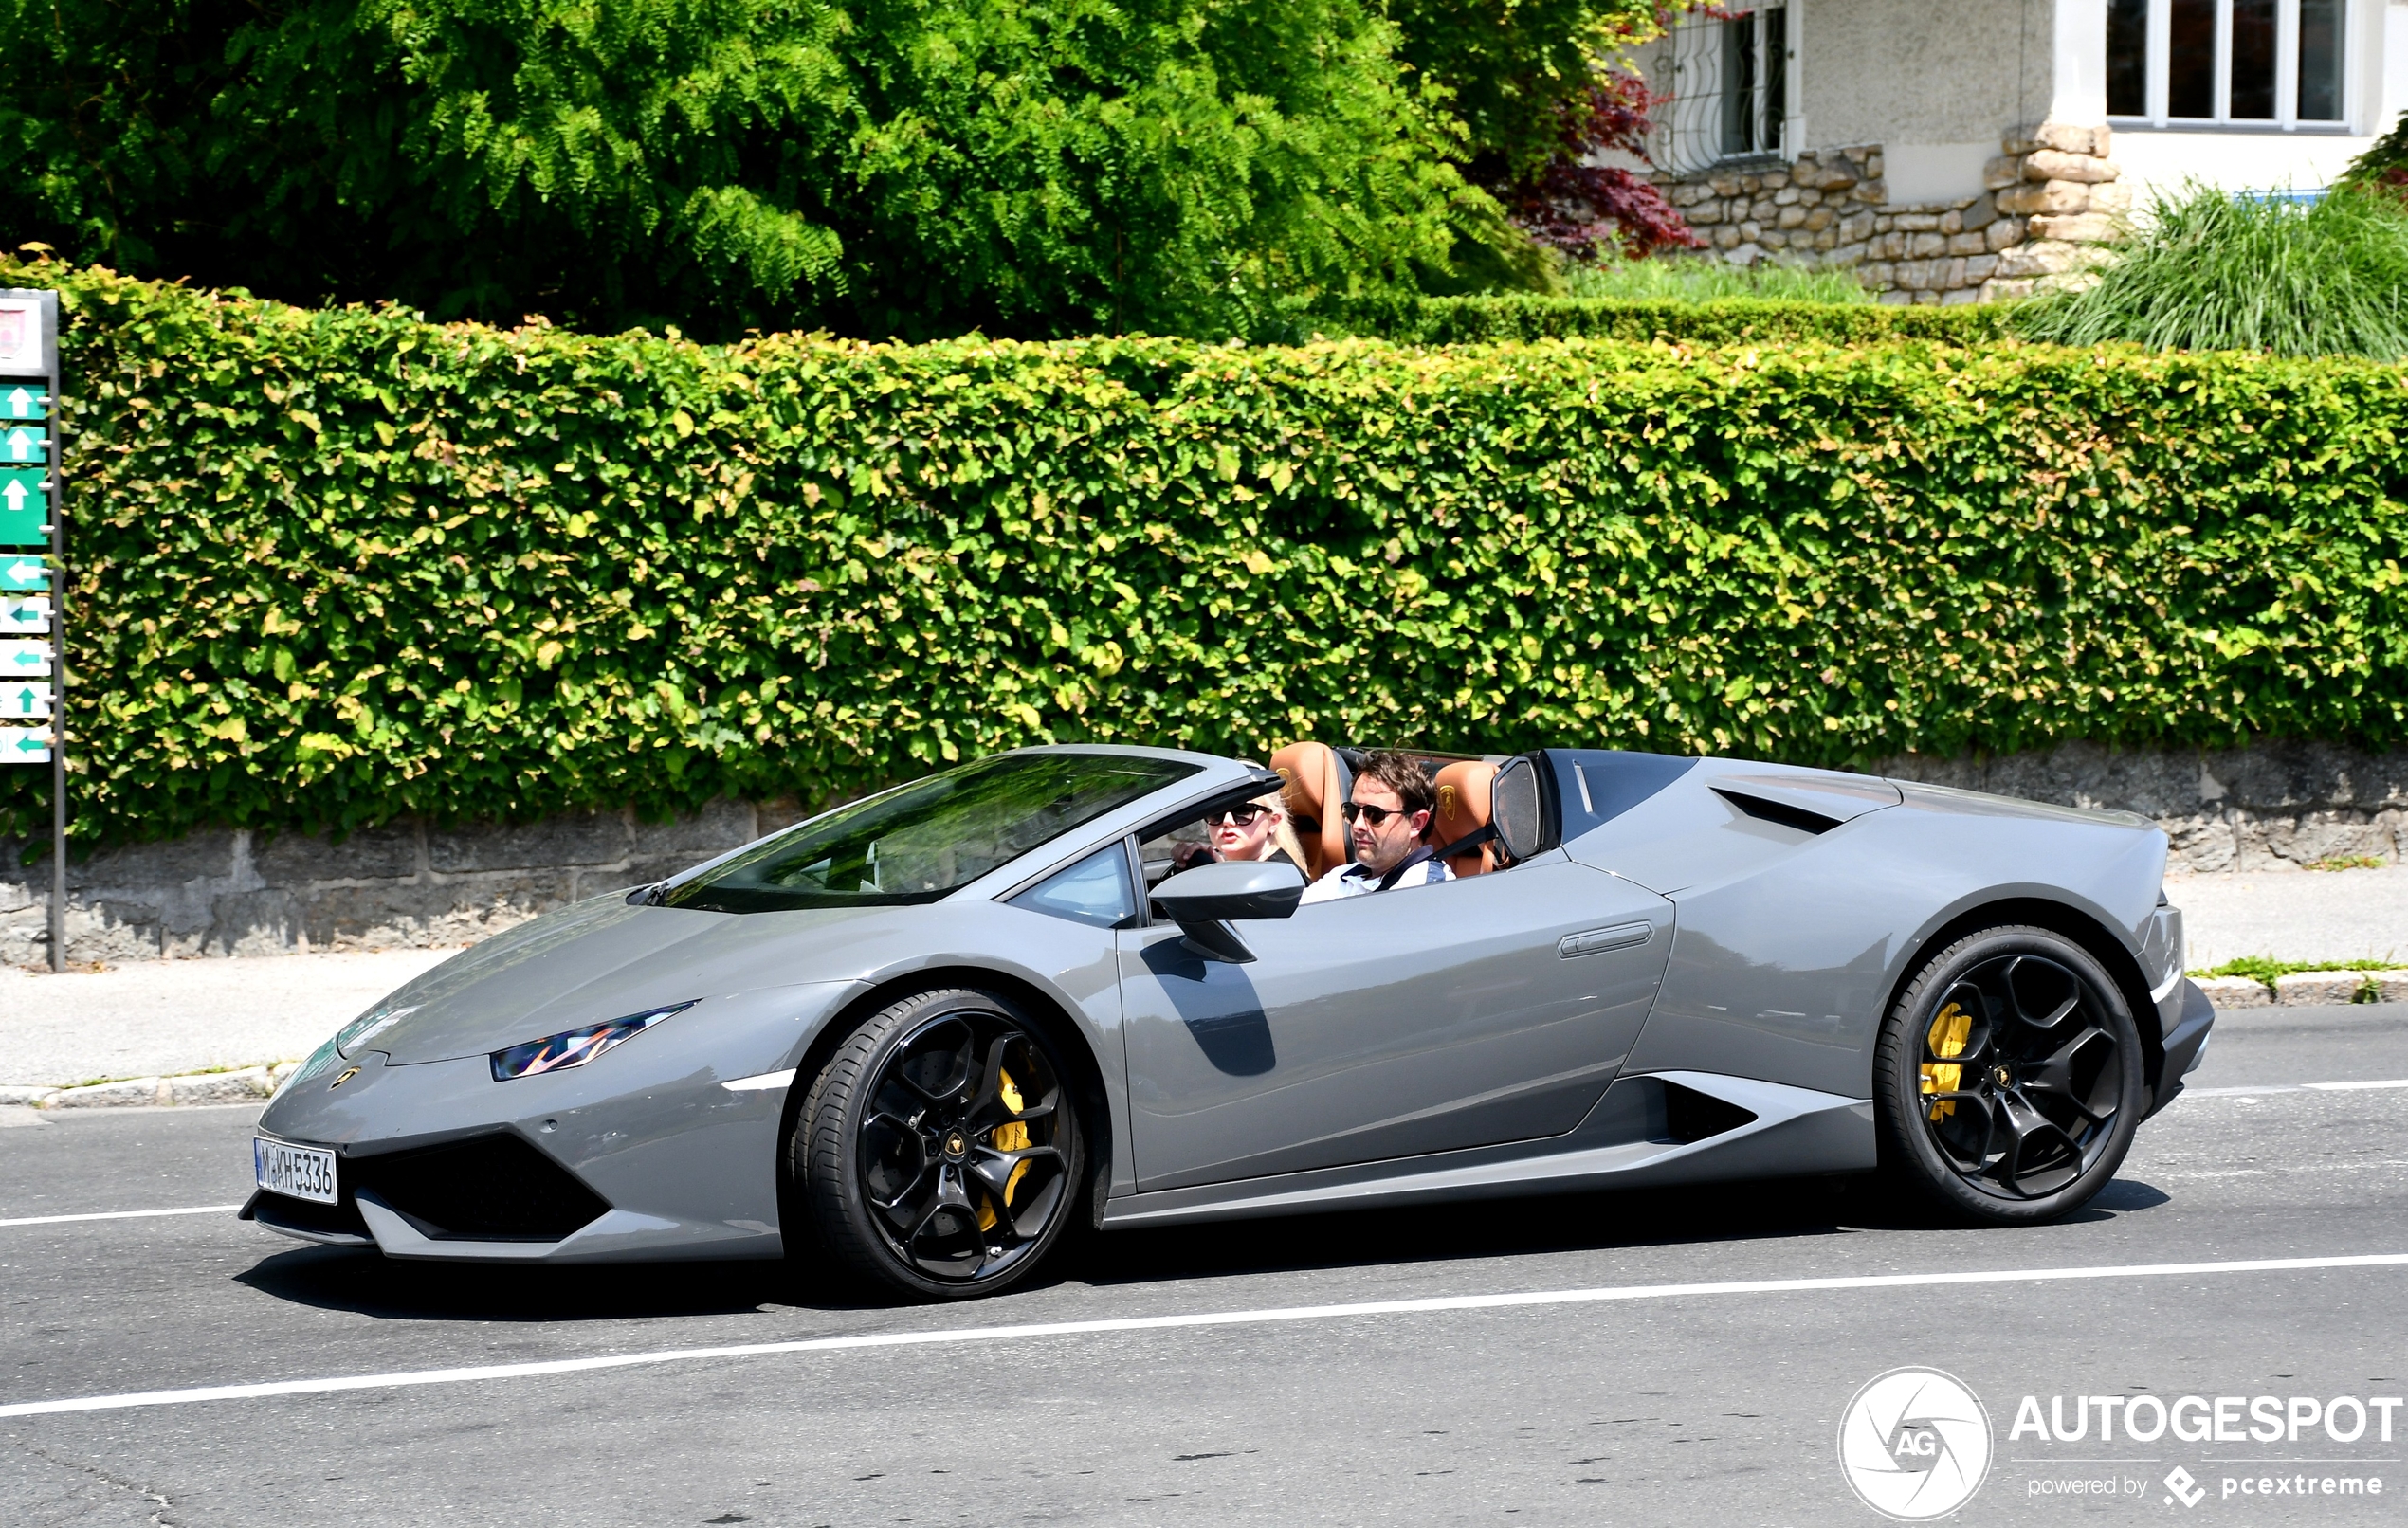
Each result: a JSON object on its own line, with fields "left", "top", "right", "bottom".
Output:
{"left": 1874, "top": 925, "right": 2145, "bottom": 1225}
{"left": 795, "top": 987, "right": 1085, "bottom": 1301}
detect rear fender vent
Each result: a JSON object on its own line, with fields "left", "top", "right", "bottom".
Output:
{"left": 350, "top": 1131, "right": 611, "bottom": 1242}
{"left": 1711, "top": 786, "right": 1843, "bottom": 836}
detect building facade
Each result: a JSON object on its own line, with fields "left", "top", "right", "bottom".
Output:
{"left": 1638, "top": 0, "right": 2408, "bottom": 301}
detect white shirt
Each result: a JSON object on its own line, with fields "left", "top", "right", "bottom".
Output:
{"left": 1299, "top": 853, "right": 1455, "bottom": 904}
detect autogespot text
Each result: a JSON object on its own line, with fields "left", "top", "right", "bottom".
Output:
{"left": 2012, "top": 1392, "right": 2399, "bottom": 1510}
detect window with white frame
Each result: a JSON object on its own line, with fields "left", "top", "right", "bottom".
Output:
{"left": 2106, "top": 0, "right": 2347, "bottom": 125}
{"left": 1720, "top": 6, "right": 1789, "bottom": 157}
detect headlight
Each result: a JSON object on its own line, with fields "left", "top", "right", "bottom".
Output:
{"left": 489, "top": 1002, "right": 695, "bottom": 1082}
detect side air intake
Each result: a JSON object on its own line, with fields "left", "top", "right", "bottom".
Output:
{"left": 1659, "top": 1081, "right": 1760, "bottom": 1144}
{"left": 1582, "top": 1075, "right": 1764, "bottom": 1147}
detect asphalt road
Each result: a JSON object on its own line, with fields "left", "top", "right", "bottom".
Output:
{"left": 3, "top": 1006, "right": 2404, "bottom": 1527}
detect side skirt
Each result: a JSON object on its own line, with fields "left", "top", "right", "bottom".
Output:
{"left": 1099, "top": 1070, "right": 1875, "bottom": 1229}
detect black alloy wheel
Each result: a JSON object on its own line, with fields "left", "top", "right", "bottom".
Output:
{"left": 796, "top": 987, "right": 1085, "bottom": 1300}
{"left": 1875, "top": 925, "right": 2145, "bottom": 1224}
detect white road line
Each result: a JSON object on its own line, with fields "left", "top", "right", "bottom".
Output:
{"left": 2, "top": 1251, "right": 2403, "bottom": 1420}
{"left": 2184, "top": 1080, "right": 2408, "bottom": 1098}
{"left": 0, "top": 1204, "right": 241, "bottom": 1229}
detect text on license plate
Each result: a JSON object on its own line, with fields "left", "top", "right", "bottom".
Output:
{"left": 254, "top": 1137, "right": 337, "bottom": 1205}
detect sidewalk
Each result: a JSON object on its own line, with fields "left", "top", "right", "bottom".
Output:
{"left": 0, "top": 867, "right": 2402, "bottom": 1093}
{"left": 2168, "top": 864, "right": 2408, "bottom": 969}
{"left": 0, "top": 948, "right": 454, "bottom": 1090}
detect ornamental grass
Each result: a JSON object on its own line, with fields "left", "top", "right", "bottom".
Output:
{"left": 2015, "top": 183, "right": 2408, "bottom": 360}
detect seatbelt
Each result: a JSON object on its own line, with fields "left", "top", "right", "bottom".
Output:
{"left": 1429, "top": 822, "right": 1500, "bottom": 866}
{"left": 1374, "top": 845, "right": 1437, "bottom": 892}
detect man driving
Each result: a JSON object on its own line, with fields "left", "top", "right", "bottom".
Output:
{"left": 1299, "top": 750, "right": 1455, "bottom": 902}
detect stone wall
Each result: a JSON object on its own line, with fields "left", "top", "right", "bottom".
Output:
{"left": 0, "top": 799, "right": 807, "bottom": 967}
{"left": 4, "top": 742, "right": 2399, "bottom": 964}
{"left": 1878, "top": 741, "right": 2408, "bottom": 877}
{"left": 1655, "top": 121, "right": 2125, "bottom": 304}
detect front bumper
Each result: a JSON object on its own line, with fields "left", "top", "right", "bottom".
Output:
{"left": 244, "top": 980, "right": 860, "bottom": 1264}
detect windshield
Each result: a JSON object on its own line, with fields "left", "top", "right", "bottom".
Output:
{"left": 661, "top": 753, "right": 1200, "bottom": 913}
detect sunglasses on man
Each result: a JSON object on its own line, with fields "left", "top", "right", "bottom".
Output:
{"left": 1208, "top": 805, "right": 1273, "bottom": 827}
{"left": 1341, "top": 801, "right": 1414, "bottom": 827}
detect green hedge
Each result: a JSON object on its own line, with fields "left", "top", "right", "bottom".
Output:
{"left": 9, "top": 259, "right": 2407, "bottom": 850}
{"left": 1322, "top": 293, "right": 2014, "bottom": 346}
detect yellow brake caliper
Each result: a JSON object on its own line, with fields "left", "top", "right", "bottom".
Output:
{"left": 1921, "top": 1002, "right": 1971, "bottom": 1120}
{"left": 976, "top": 1067, "right": 1033, "bottom": 1232}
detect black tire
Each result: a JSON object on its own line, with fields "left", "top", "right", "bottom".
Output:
{"left": 1874, "top": 925, "right": 2145, "bottom": 1225}
{"left": 794, "top": 987, "right": 1086, "bottom": 1301}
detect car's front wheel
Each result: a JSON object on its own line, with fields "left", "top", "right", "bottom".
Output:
{"left": 795, "top": 987, "right": 1085, "bottom": 1300}
{"left": 1874, "top": 925, "right": 2145, "bottom": 1224}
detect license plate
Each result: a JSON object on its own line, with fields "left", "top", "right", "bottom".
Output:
{"left": 254, "top": 1137, "right": 338, "bottom": 1205}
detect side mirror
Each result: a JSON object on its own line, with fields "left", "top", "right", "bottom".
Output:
{"left": 1490, "top": 756, "right": 1545, "bottom": 864}
{"left": 1151, "top": 859, "right": 1307, "bottom": 963}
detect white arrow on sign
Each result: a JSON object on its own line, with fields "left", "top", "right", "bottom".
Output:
{"left": 0, "top": 557, "right": 43, "bottom": 587}
{"left": 0, "top": 682, "right": 50, "bottom": 718}
{"left": 1, "top": 427, "right": 38, "bottom": 463}
{"left": 3, "top": 389, "right": 40, "bottom": 421}
{"left": 2, "top": 480, "right": 28, "bottom": 514}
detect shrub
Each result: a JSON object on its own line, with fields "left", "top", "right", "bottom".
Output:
{"left": 9, "top": 258, "right": 2408, "bottom": 852}
{"left": 1315, "top": 292, "right": 1999, "bottom": 344}
{"left": 2014, "top": 184, "right": 2408, "bottom": 360}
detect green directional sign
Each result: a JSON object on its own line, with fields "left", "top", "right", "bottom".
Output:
{"left": 0, "top": 426, "right": 42, "bottom": 464}
{"left": 0, "top": 554, "right": 46, "bottom": 591}
{"left": 0, "top": 466, "right": 46, "bottom": 545}
{"left": 0, "top": 386, "right": 46, "bottom": 421}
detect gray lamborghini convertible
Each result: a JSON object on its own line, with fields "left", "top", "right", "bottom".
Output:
{"left": 244, "top": 744, "right": 2213, "bottom": 1300}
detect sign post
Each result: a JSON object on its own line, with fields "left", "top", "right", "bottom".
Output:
{"left": 0, "top": 291, "right": 63, "bottom": 970}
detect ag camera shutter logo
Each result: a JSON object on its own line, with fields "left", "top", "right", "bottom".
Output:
{"left": 1838, "top": 1367, "right": 1994, "bottom": 1519}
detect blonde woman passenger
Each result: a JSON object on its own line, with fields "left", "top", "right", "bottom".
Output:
{"left": 1208, "top": 791, "right": 1305, "bottom": 872}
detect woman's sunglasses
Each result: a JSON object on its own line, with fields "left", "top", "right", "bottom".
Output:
{"left": 1208, "top": 805, "right": 1272, "bottom": 827}
{"left": 1341, "top": 802, "right": 1408, "bottom": 826}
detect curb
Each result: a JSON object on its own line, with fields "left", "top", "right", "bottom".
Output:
{"left": 0, "top": 1061, "right": 301, "bottom": 1112}
{"left": 2196, "top": 971, "right": 2408, "bottom": 1010}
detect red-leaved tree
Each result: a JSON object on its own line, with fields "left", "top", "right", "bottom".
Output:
{"left": 1489, "top": 70, "right": 1702, "bottom": 260}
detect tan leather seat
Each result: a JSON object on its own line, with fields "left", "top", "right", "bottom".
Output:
{"left": 1268, "top": 742, "right": 1350, "bottom": 881}
{"left": 1431, "top": 760, "right": 1501, "bottom": 877}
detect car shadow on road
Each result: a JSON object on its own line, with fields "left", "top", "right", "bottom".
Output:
{"left": 233, "top": 1173, "right": 2178, "bottom": 1321}
{"left": 235, "top": 1243, "right": 818, "bottom": 1321}
{"left": 1075, "top": 1173, "right": 2178, "bottom": 1288}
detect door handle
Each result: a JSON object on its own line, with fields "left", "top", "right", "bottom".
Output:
{"left": 1559, "top": 921, "right": 1654, "bottom": 958}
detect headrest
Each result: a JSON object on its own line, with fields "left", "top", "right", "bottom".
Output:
{"left": 1268, "top": 741, "right": 1351, "bottom": 881}
{"left": 1431, "top": 760, "right": 1500, "bottom": 877}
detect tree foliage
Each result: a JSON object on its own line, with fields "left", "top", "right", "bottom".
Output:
{"left": 15, "top": 258, "right": 2407, "bottom": 852}
{"left": 0, "top": 0, "right": 1475, "bottom": 337}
